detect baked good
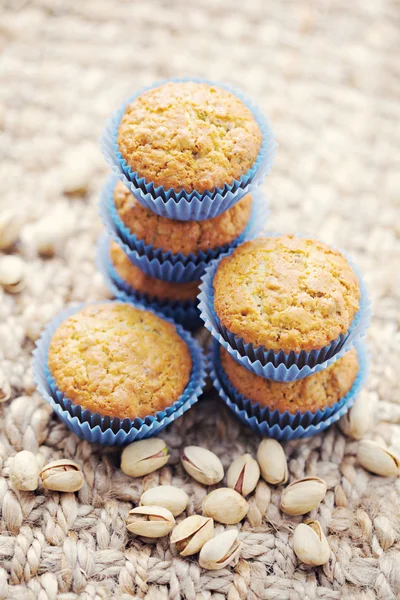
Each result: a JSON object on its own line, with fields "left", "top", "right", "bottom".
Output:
{"left": 110, "top": 241, "right": 200, "bottom": 302}
{"left": 220, "top": 347, "right": 359, "bottom": 413}
{"left": 213, "top": 236, "right": 360, "bottom": 353}
{"left": 114, "top": 180, "right": 253, "bottom": 255}
{"left": 48, "top": 303, "right": 192, "bottom": 419}
{"left": 117, "top": 82, "right": 262, "bottom": 192}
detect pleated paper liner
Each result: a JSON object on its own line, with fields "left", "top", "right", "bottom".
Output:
{"left": 100, "top": 77, "right": 276, "bottom": 221}
{"left": 209, "top": 339, "right": 368, "bottom": 441}
{"left": 96, "top": 234, "right": 202, "bottom": 332}
{"left": 198, "top": 239, "right": 371, "bottom": 382}
{"left": 33, "top": 300, "right": 206, "bottom": 446}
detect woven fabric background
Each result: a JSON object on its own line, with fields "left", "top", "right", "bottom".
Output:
{"left": 0, "top": 0, "right": 399, "bottom": 598}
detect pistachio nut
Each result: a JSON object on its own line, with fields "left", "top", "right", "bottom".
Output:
{"left": 257, "top": 439, "right": 288, "bottom": 485}
{"left": 338, "top": 393, "right": 373, "bottom": 440}
{"left": 203, "top": 488, "right": 249, "bottom": 524}
{"left": 0, "top": 370, "right": 11, "bottom": 403}
{"left": 121, "top": 438, "right": 169, "bottom": 477}
{"left": 31, "top": 221, "right": 59, "bottom": 258}
{"left": 61, "top": 149, "right": 92, "bottom": 194}
{"left": 171, "top": 515, "right": 214, "bottom": 556}
{"left": 0, "top": 255, "right": 25, "bottom": 293}
{"left": 292, "top": 519, "right": 331, "bottom": 566}
{"left": 199, "top": 529, "right": 242, "bottom": 570}
{"left": 0, "top": 210, "right": 22, "bottom": 250}
{"left": 280, "top": 477, "right": 327, "bottom": 516}
{"left": 126, "top": 505, "right": 175, "bottom": 538}
{"left": 181, "top": 446, "right": 224, "bottom": 486}
{"left": 227, "top": 453, "right": 260, "bottom": 497}
{"left": 5, "top": 279, "right": 25, "bottom": 294}
{"left": 10, "top": 450, "right": 39, "bottom": 491}
{"left": 40, "top": 459, "right": 84, "bottom": 492}
{"left": 357, "top": 440, "right": 400, "bottom": 477}
{"left": 140, "top": 485, "right": 189, "bottom": 517}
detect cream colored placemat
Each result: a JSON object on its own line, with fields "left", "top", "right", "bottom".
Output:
{"left": 0, "top": 0, "right": 399, "bottom": 598}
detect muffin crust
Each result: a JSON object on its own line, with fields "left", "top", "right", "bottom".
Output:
{"left": 117, "top": 82, "right": 263, "bottom": 192}
{"left": 110, "top": 242, "right": 200, "bottom": 302}
{"left": 114, "top": 180, "right": 253, "bottom": 255}
{"left": 213, "top": 236, "right": 360, "bottom": 353}
{"left": 48, "top": 303, "right": 192, "bottom": 419}
{"left": 221, "top": 347, "right": 359, "bottom": 413}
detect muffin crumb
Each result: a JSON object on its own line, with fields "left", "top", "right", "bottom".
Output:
{"left": 117, "top": 82, "right": 262, "bottom": 192}
{"left": 213, "top": 235, "right": 361, "bottom": 353}
{"left": 48, "top": 303, "right": 192, "bottom": 419}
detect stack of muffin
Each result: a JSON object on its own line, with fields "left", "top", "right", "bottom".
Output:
{"left": 98, "top": 80, "right": 274, "bottom": 330}
{"left": 35, "top": 79, "right": 370, "bottom": 444}
{"left": 200, "top": 235, "right": 370, "bottom": 440}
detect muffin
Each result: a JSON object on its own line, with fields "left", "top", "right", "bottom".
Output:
{"left": 110, "top": 241, "right": 200, "bottom": 302}
{"left": 220, "top": 347, "right": 359, "bottom": 413}
{"left": 48, "top": 303, "right": 192, "bottom": 419}
{"left": 213, "top": 236, "right": 361, "bottom": 354}
{"left": 117, "top": 82, "right": 263, "bottom": 193}
{"left": 114, "top": 181, "right": 253, "bottom": 255}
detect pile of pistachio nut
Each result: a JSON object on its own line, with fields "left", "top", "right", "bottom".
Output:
{"left": 9, "top": 430, "right": 399, "bottom": 571}
{"left": 120, "top": 437, "right": 400, "bottom": 570}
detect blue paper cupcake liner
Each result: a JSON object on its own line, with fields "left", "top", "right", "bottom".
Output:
{"left": 100, "top": 77, "right": 276, "bottom": 221}
{"left": 100, "top": 174, "right": 269, "bottom": 266}
{"left": 33, "top": 300, "right": 206, "bottom": 446}
{"left": 96, "top": 234, "right": 202, "bottom": 332}
{"left": 209, "top": 339, "right": 368, "bottom": 441}
{"left": 198, "top": 238, "right": 372, "bottom": 382}
{"left": 99, "top": 178, "right": 269, "bottom": 283}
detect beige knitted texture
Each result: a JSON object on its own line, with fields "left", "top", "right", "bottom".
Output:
{"left": 0, "top": 0, "right": 399, "bottom": 599}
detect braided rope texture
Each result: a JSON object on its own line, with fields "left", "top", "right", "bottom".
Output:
{"left": 0, "top": 0, "right": 399, "bottom": 598}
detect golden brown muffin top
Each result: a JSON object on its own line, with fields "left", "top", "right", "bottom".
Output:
{"left": 221, "top": 347, "right": 359, "bottom": 414}
{"left": 213, "top": 236, "right": 360, "bottom": 353}
{"left": 117, "top": 82, "right": 262, "bottom": 193}
{"left": 48, "top": 303, "right": 192, "bottom": 419}
{"left": 110, "top": 242, "right": 200, "bottom": 302}
{"left": 114, "top": 180, "right": 253, "bottom": 255}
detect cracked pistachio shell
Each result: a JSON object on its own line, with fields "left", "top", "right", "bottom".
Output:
{"left": 121, "top": 438, "right": 169, "bottom": 477}
{"left": 199, "top": 529, "right": 242, "bottom": 570}
{"left": 280, "top": 477, "right": 327, "bottom": 516}
{"left": 10, "top": 450, "right": 40, "bottom": 491}
{"left": 181, "top": 446, "right": 224, "bottom": 485}
{"left": 126, "top": 505, "right": 175, "bottom": 538}
{"left": 227, "top": 453, "right": 260, "bottom": 496}
{"left": 203, "top": 488, "right": 249, "bottom": 524}
{"left": 292, "top": 520, "right": 331, "bottom": 566}
{"left": 171, "top": 515, "right": 214, "bottom": 556}
{"left": 257, "top": 439, "right": 288, "bottom": 485}
{"left": 40, "top": 459, "right": 84, "bottom": 492}
{"left": 140, "top": 485, "right": 189, "bottom": 517}
{"left": 357, "top": 440, "right": 400, "bottom": 477}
